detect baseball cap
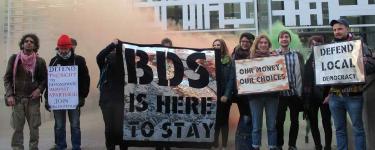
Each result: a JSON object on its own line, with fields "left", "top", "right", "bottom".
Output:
{"left": 330, "top": 18, "right": 350, "bottom": 27}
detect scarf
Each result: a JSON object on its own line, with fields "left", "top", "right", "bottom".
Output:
{"left": 253, "top": 49, "right": 270, "bottom": 58}
{"left": 13, "top": 51, "right": 37, "bottom": 92}
{"left": 221, "top": 55, "right": 231, "bottom": 64}
{"left": 57, "top": 51, "right": 72, "bottom": 60}
{"left": 233, "top": 47, "right": 250, "bottom": 59}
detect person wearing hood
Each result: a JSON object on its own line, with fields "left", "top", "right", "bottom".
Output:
{"left": 4, "top": 33, "right": 47, "bottom": 150}
{"left": 44, "top": 34, "right": 90, "bottom": 150}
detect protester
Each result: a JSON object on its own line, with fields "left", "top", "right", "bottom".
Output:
{"left": 231, "top": 32, "right": 255, "bottom": 150}
{"left": 212, "top": 39, "right": 234, "bottom": 150}
{"left": 71, "top": 38, "right": 77, "bottom": 52}
{"left": 363, "top": 52, "right": 375, "bottom": 149}
{"left": 248, "top": 34, "right": 278, "bottom": 150}
{"left": 4, "top": 33, "right": 47, "bottom": 150}
{"left": 45, "top": 34, "right": 90, "bottom": 150}
{"left": 97, "top": 39, "right": 128, "bottom": 150}
{"left": 275, "top": 30, "right": 304, "bottom": 150}
{"left": 323, "top": 18, "right": 375, "bottom": 150}
{"left": 303, "top": 35, "right": 332, "bottom": 150}
{"left": 161, "top": 38, "right": 173, "bottom": 47}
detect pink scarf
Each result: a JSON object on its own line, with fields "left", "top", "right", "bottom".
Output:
{"left": 12, "top": 51, "right": 37, "bottom": 92}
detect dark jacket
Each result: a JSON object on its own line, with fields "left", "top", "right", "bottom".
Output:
{"left": 329, "top": 34, "right": 375, "bottom": 93}
{"left": 219, "top": 60, "right": 235, "bottom": 100}
{"left": 231, "top": 46, "right": 251, "bottom": 116}
{"left": 96, "top": 43, "right": 125, "bottom": 106}
{"left": 4, "top": 54, "right": 47, "bottom": 106}
{"left": 44, "top": 52, "right": 90, "bottom": 108}
{"left": 303, "top": 53, "right": 330, "bottom": 104}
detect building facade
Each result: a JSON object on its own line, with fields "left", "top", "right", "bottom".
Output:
{"left": 136, "top": 0, "right": 375, "bottom": 49}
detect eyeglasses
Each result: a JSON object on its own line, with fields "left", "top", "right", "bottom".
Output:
{"left": 24, "top": 40, "right": 34, "bottom": 44}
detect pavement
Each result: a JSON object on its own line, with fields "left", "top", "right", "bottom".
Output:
{"left": 0, "top": 104, "right": 337, "bottom": 150}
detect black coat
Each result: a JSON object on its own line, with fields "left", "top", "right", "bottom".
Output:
{"left": 303, "top": 54, "right": 329, "bottom": 105}
{"left": 96, "top": 43, "right": 125, "bottom": 106}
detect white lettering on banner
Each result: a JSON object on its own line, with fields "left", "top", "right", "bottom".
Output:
{"left": 314, "top": 40, "right": 365, "bottom": 85}
{"left": 235, "top": 55, "right": 289, "bottom": 94}
{"left": 48, "top": 66, "right": 79, "bottom": 110}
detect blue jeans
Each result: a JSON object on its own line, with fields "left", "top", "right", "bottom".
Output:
{"left": 53, "top": 109, "right": 81, "bottom": 150}
{"left": 249, "top": 95, "right": 278, "bottom": 149}
{"left": 329, "top": 95, "right": 365, "bottom": 150}
{"left": 235, "top": 115, "right": 252, "bottom": 150}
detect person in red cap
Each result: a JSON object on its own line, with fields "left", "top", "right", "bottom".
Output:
{"left": 4, "top": 33, "right": 47, "bottom": 150}
{"left": 44, "top": 34, "right": 90, "bottom": 150}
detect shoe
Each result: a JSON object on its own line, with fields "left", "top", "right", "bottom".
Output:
{"left": 323, "top": 146, "right": 331, "bottom": 150}
{"left": 221, "top": 147, "right": 227, "bottom": 150}
{"left": 288, "top": 146, "right": 297, "bottom": 150}
{"left": 276, "top": 146, "right": 283, "bottom": 150}
{"left": 315, "top": 145, "right": 322, "bottom": 150}
{"left": 49, "top": 145, "right": 57, "bottom": 150}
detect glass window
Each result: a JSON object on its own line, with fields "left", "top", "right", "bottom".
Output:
{"left": 246, "top": 2, "right": 255, "bottom": 19}
{"left": 309, "top": 2, "right": 316, "bottom": 9}
{"left": 166, "top": 6, "right": 182, "bottom": 30}
{"left": 224, "top": 3, "right": 241, "bottom": 19}
{"left": 296, "top": 15, "right": 300, "bottom": 26}
{"left": 272, "top": 16, "right": 285, "bottom": 24}
{"left": 322, "top": 2, "right": 329, "bottom": 25}
{"left": 310, "top": 14, "right": 317, "bottom": 26}
{"left": 339, "top": 0, "right": 357, "bottom": 5}
{"left": 295, "top": 0, "right": 299, "bottom": 9}
{"left": 210, "top": 11, "right": 219, "bottom": 29}
{"left": 271, "top": 1, "right": 284, "bottom": 10}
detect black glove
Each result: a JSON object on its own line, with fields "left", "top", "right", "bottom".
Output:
{"left": 78, "top": 98, "right": 85, "bottom": 107}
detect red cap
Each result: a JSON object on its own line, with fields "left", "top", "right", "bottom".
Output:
{"left": 57, "top": 34, "right": 72, "bottom": 49}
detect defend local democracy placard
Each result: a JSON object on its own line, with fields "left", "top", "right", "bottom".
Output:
{"left": 235, "top": 55, "right": 289, "bottom": 94}
{"left": 314, "top": 40, "right": 365, "bottom": 85}
{"left": 47, "top": 66, "right": 79, "bottom": 110}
